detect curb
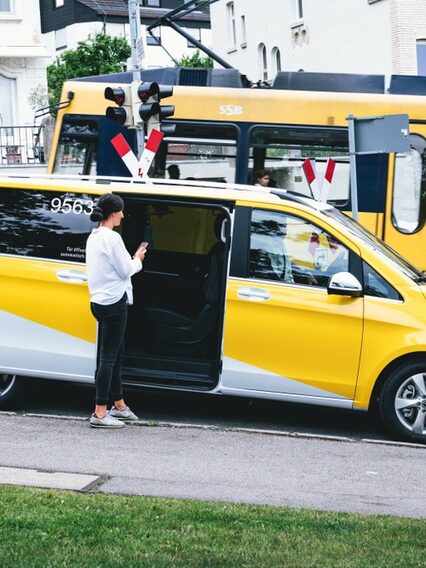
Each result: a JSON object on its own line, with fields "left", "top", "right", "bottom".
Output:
{"left": 1, "top": 410, "right": 425, "bottom": 449}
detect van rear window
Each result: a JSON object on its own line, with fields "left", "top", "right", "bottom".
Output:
{"left": 0, "top": 188, "right": 97, "bottom": 263}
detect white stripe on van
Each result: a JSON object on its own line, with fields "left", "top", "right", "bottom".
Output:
{"left": 0, "top": 309, "right": 95, "bottom": 381}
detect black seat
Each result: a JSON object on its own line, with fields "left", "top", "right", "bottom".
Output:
{"left": 145, "top": 215, "right": 225, "bottom": 355}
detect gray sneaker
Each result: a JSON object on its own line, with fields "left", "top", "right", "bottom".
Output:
{"left": 89, "top": 412, "right": 125, "bottom": 429}
{"left": 109, "top": 405, "right": 139, "bottom": 421}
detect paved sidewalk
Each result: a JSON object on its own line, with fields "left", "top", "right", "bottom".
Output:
{"left": 1, "top": 414, "right": 425, "bottom": 518}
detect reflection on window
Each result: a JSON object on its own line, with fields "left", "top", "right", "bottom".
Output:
{"left": 163, "top": 123, "right": 237, "bottom": 183}
{"left": 53, "top": 118, "right": 97, "bottom": 175}
{"left": 249, "top": 126, "right": 349, "bottom": 203}
{"left": 393, "top": 135, "right": 426, "bottom": 234}
{"left": 363, "top": 262, "right": 400, "bottom": 300}
{"left": 0, "top": 189, "right": 97, "bottom": 262}
{"left": 250, "top": 208, "right": 349, "bottom": 288}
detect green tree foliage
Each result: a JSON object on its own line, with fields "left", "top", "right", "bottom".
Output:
{"left": 47, "top": 33, "right": 131, "bottom": 107}
{"left": 176, "top": 49, "right": 213, "bottom": 69}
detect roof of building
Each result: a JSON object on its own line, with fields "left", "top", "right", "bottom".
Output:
{"left": 75, "top": 0, "right": 210, "bottom": 22}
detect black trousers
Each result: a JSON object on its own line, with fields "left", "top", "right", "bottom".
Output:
{"left": 91, "top": 294, "right": 128, "bottom": 405}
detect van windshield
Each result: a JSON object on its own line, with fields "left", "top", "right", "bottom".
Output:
{"left": 323, "top": 208, "right": 425, "bottom": 282}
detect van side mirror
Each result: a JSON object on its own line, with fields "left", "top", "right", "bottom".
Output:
{"left": 327, "top": 272, "right": 363, "bottom": 297}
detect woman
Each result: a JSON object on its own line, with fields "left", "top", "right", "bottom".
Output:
{"left": 86, "top": 193, "right": 146, "bottom": 428}
{"left": 254, "top": 169, "right": 271, "bottom": 187}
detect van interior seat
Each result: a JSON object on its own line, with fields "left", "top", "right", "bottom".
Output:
{"left": 144, "top": 216, "right": 225, "bottom": 355}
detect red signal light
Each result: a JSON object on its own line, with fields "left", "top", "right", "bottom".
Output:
{"left": 104, "top": 87, "right": 126, "bottom": 106}
{"left": 137, "top": 82, "right": 160, "bottom": 103}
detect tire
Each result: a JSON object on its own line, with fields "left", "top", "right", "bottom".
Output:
{"left": 0, "top": 373, "right": 24, "bottom": 409}
{"left": 379, "top": 361, "right": 426, "bottom": 444}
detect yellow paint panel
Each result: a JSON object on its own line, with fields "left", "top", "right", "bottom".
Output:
{"left": 0, "top": 256, "right": 95, "bottom": 343}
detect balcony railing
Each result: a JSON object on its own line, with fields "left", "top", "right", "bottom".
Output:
{"left": 0, "top": 125, "right": 45, "bottom": 166}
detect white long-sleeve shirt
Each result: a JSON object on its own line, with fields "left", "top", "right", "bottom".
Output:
{"left": 85, "top": 226, "right": 142, "bottom": 305}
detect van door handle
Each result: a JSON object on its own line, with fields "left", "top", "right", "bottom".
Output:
{"left": 237, "top": 286, "right": 271, "bottom": 301}
{"left": 56, "top": 269, "right": 88, "bottom": 283}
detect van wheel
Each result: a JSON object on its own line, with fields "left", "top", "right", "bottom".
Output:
{"left": 0, "top": 374, "right": 23, "bottom": 409}
{"left": 379, "top": 361, "right": 426, "bottom": 444}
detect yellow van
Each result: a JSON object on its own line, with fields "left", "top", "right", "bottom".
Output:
{"left": 1, "top": 174, "right": 426, "bottom": 443}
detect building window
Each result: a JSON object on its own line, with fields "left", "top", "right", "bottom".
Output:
{"left": 295, "top": 0, "right": 303, "bottom": 19}
{"left": 227, "top": 2, "right": 236, "bottom": 48}
{"left": 272, "top": 47, "right": 282, "bottom": 75}
{"left": 0, "top": 0, "right": 12, "bottom": 13}
{"left": 258, "top": 43, "right": 268, "bottom": 81}
{"left": 144, "top": 0, "right": 160, "bottom": 6}
{"left": 187, "top": 28, "right": 201, "bottom": 48}
{"left": 147, "top": 27, "right": 161, "bottom": 46}
{"left": 0, "top": 74, "right": 16, "bottom": 132}
{"left": 240, "top": 15, "right": 247, "bottom": 47}
{"left": 55, "top": 28, "right": 67, "bottom": 51}
{"left": 55, "top": 0, "right": 65, "bottom": 7}
{"left": 417, "top": 41, "right": 426, "bottom": 75}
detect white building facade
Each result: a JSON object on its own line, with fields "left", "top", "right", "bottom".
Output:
{"left": 210, "top": 0, "right": 426, "bottom": 83}
{"left": 40, "top": 0, "right": 212, "bottom": 72}
{"left": 0, "top": 0, "right": 49, "bottom": 127}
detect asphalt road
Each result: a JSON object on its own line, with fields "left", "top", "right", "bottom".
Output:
{"left": 13, "top": 377, "right": 390, "bottom": 442}
{"left": 1, "top": 413, "right": 425, "bottom": 518}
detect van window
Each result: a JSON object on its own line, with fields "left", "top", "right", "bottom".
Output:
{"left": 363, "top": 262, "right": 401, "bottom": 300}
{"left": 0, "top": 188, "right": 97, "bottom": 262}
{"left": 250, "top": 208, "right": 349, "bottom": 287}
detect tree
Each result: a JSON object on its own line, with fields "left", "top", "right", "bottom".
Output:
{"left": 176, "top": 49, "right": 213, "bottom": 69}
{"left": 47, "top": 33, "right": 131, "bottom": 107}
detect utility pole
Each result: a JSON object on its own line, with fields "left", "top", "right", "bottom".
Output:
{"left": 128, "top": 0, "right": 145, "bottom": 158}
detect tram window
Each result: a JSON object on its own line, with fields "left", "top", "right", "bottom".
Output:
{"left": 53, "top": 117, "right": 97, "bottom": 175}
{"left": 248, "top": 126, "right": 349, "bottom": 203}
{"left": 393, "top": 134, "right": 426, "bottom": 234}
{"left": 162, "top": 122, "right": 238, "bottom": 183}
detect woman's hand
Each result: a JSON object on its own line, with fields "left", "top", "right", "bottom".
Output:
{"left": 134, "top": 246, "right": 147, "bottom": 261}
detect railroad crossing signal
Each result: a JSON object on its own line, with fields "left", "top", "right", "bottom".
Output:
{"left": 132, "top": 81, "right": 175, "bottom": 136}
{"left": 104, "top": 86, "right": 133, "bottom": 126}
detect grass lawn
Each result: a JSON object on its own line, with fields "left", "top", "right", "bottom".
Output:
{"left": 0, "top": 485, "right": 425, "bottom": 568}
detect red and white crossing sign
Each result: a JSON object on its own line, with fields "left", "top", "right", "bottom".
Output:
{"left": 111, "top": 128, "right": 164, "bottom": 178}
{"left": 302, "top": 158, "right": 336, "bottom": 202}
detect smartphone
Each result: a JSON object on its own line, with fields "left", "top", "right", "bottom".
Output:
{"left": 138, "top": 241, "right": 148, "bottom": 251}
